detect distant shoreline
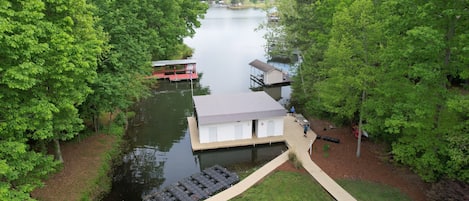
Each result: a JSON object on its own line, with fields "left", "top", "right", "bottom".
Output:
{"left": 210, "top": 2, "right": 269, "bottom": 10}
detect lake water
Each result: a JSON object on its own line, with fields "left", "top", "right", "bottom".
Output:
{"left": 103, "top": 7, "right": 291, "bottom": 200}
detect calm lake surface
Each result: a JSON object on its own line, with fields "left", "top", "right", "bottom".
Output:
{"left": 103, "top": 7, "right": 291, "bottom": 200}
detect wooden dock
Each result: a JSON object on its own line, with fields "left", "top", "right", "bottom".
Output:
{"left": 199, "top": 115, "right": 357, "bottom": 201}
{"left": 149, "top": 72, "right": 198, "bottom": 81}
{"left": 150, "top": 59, "right": 198, "bottom": 81}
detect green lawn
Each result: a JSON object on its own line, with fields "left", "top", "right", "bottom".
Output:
{"left": 231, "top": 171, "right": 334, "bottom": 201}
{"left": 231, "top": 171, "right": 412, "bottom": 201}
{"left": 338, "top": 179, "right": 412, "bottom": 201}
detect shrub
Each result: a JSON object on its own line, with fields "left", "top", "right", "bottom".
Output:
{"left": 288, "top": 152, "right": 302, "bottom": 169}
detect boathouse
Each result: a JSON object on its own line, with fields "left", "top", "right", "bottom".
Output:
{"left": 150, "top": 59, "right": 198, "bottom": 81}
{"left": 249, "top": 59, "right": 289, "bottom": 87}
{"left": 192, "top": 91, "right": 286, "bottom": 144}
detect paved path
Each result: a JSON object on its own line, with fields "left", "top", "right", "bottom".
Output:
{"left": 207, "top": 115, "right": 356, "bottom": 201}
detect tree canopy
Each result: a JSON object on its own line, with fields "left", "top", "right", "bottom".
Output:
{"left": 1, "top": 0, "right": 102, "bottom": 199}
{"left": 276, "top": 0, "right": 469, "bottom": 182}
{"left": 0, "top": 0, "right": 207, "bottom": 199}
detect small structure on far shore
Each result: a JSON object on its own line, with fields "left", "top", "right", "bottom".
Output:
{"left": 188, "top": 91, "right": 286, "bottom": 150}
{"left": 249, "top": 59, "right": 290, "bottom": 88}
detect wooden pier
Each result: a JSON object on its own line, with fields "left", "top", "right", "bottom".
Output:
{"left": 199, "top": 115, "right": 357, "bottom": 201}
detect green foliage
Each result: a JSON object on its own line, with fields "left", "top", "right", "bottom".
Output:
{"left": 1, "top": 0, "right": 102, "bottom": 199}
{"left": 318, "top": 0, "right": 381, "bottom": 124}
{"left": 1, "top": 0, "right": 207, "bottom": 199}
{"left": 80, "top": 0, "right": 207, "bottom": 133}
{"left": 382, "top": 0, "right": 469, "bottom": 182}
{"left": 0, "top": 142, "right": 59, "bottom": 201}
{"left": 288, "top": 152, "right": 302, "bottom": 169}
{"left": 278, "top": 0, "right": 469, "bottom": 182}
{"left": 323, "top": 143, "right": 330, "bottom": 158}
{"left": 443, "top": 94, "right": 469, "bottom": 181}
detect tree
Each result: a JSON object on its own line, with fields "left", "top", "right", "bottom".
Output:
{"left": 279, "top": 0, "right": 468, "bottom": 181}
{"left": 0, "top": 0, "right": 103, "bottom": 199}
{"left": 375, "top": 0, "right": 469, "bottom": 182}
{"left": 42, "top": 0, "right": 104, "bottom": 162}
{"left": 80, "top": 0, "right": 208, "bottom": 132}
{"left": 317, "top": 0, "right": 382, "bottom": 157}
{"left": 277, "top": 0, "right": 348, "bottom": 116}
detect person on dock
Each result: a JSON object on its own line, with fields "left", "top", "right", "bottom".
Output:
{"left": 289, "top": 106, "right": 295, "bottom": 115}
{"left": 303, "top": 123, "right": 309, "bottom": 137}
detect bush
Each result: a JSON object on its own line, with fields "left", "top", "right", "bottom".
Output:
{"left": 288, "top": 152, "right": 302, "bottom": 169}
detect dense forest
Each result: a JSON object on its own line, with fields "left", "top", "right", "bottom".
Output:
{"left": 0, "top": 0, "right": 207, "bottom": 200}
{"left": 272, "top": 0, "right": 468, "bottom": 184}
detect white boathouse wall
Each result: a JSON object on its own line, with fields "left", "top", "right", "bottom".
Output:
{"left": 199, "top": 120, "right": 252, "bottom": 143}
{"left": 256, "top": 116, "right": 284, "bottom": 138}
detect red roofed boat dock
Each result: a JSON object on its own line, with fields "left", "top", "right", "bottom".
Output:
{"left": 148, "top": 59, "right": 198, "bottom": 81}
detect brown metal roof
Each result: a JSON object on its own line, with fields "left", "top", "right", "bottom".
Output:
{"left": 193, "top": 91, "right": 286, "bottom": 125}
{"left": 249, "top": 59, "right": 278, "bottom": 72}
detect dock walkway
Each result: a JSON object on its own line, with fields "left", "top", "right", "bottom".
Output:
{"left": 206, "top": 115, "right": 356, "bottom": 201}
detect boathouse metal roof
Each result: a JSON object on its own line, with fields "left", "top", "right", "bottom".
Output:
{"left": 249, "top": 59, "right": 279, "bottom": 73}
{"left": 193, "top": 91, "right": 286, "bottom": 125}
{"left": 152, "top": 59, "right": 196, "bottom": 67}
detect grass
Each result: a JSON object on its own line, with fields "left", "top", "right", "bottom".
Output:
{"left": 231, "top": 171, "right": 334, "bottom": 201}
{"left": 338, "top": 179, "right": 412, "bottom": 201}
{"left": 228, "top": 162, "right": 265, "bottom": 179}
{"left": 323, "top": 143, "right": 330, "bottom": 158}
{"left": 231, "top": 171, "right": 412, "bottom": 201}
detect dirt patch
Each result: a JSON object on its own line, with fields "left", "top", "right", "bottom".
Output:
{"left": 31, "top": 134, "right": 116, "bottom": 201}
{"left": 277, "top": 118, "right": 430, "bottom": 201}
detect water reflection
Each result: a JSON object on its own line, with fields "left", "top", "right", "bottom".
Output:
{"left": 197, "top": 143, "right": 287, "bottom": 170}
{"left": 104, "top": 7, "right": 292, "bottom": 201}
{"left": 184, "top": 7, "right": 267, "bottom": 94}
{"left": 105, "top": 81, "right": 208, "bottom": 200}
{"left": 104, "top": 81, "right": 288, "bottom": 201}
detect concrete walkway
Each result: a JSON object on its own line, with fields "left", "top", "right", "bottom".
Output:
{"left": 206, "top": 115, "right": 356, "bottom": 201}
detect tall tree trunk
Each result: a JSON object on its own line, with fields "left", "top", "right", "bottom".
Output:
{"left": 94, "top": 113, "right": 99, "bottom": 134}
{"left": 54, "top": 139, "right": 63, "bottom": 163}
{"left": 124, "top": 109, "right": 129, "bottom": 131}
{"left": 356, "top": 90, "right": 366, "bottom": 158}
{"left": 297, "top": 55, "right": 307, "bottom": 95}
{"left": 108, "top": 111, "right": 113, "bottom": 134}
